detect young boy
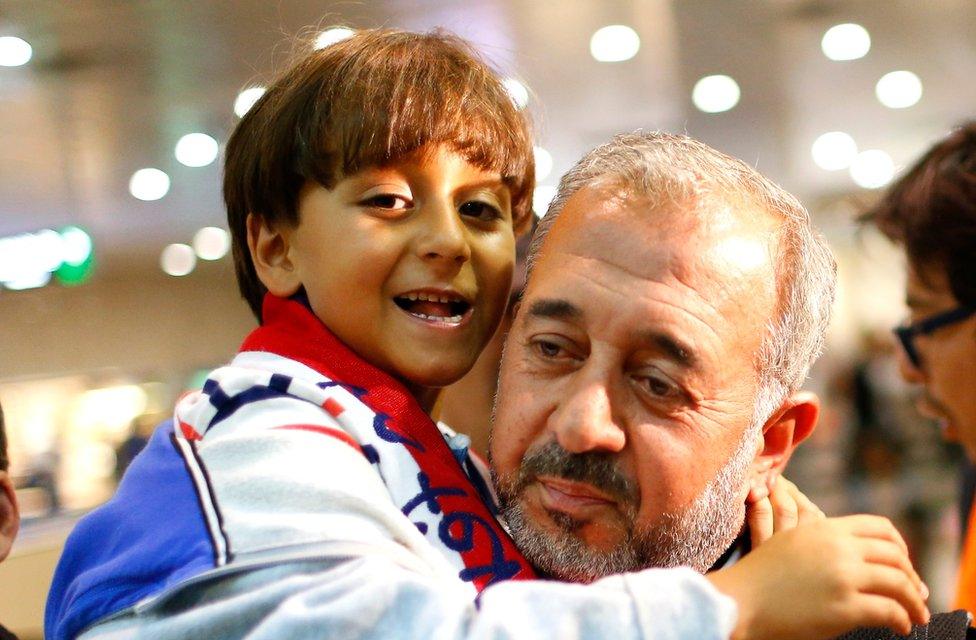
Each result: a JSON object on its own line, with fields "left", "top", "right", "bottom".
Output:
{"left": 46, "top": 28, "right": 927, "bottom": 640}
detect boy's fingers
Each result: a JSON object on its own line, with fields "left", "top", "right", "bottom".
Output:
{"left": 790, "top": 486, "right": 825, "bottom": 523}
{"left": 857, "top": 565, "right": 930, "bottom": 627}
{"left": 747, "top": 495, "right": 773, "bottom": 547}
{"left": 840, "top": 515, "right": 910, "bottom": 554}
{"left": 768, "top": 483, "right": 799, "bottom": 533}
{"left": 858, "top": 538, "right": 926, "bottom": 596}
{"left": 855, "top": 594, "right": 914, "bottom": 637}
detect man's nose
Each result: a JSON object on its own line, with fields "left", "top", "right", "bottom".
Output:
{"left": 548, "top": 378, "right": 626, "bottom": 454}
{"left": 415, "top": 203, "right": 470, "bottom": 268}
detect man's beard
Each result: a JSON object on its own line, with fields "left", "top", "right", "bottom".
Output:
{"left": 492, "top": 432, "right": 756, "bottom": 582}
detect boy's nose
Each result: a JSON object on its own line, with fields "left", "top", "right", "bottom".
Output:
{"left": 417, "top": 205, "right": 470, "bottom": 266}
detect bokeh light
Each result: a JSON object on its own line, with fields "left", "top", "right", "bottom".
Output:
{"left": 533, "top": 185, "right": 557, "bottom": 218}
{"left": 875, "top": 70, "right": 923, "bottom": 109}
{"left": 811, "top": 131, "right": 858, "bottom": 171}
{"left": 175, "top": 133, "right": 219, "bottom": 167}
{"left": 193, "top": 227, "right": 230, "bottom": 261}
{"left": 692, "top": 75, "right": 741, "bottom": 113}
{"left": 503, "top": 78, "right": 529, "bottom": 110}
{"left": 534, "top": 147, "right": 553, "bottom": 182}
{"left": 821, "top": 23, "right": 871, "bottom": 61}
{"left": 0, "top": 36, "right": 32, "bottom": 67}
{"left": 589, "top": 25, "right": 641, "bottom": 62}
{"left": 234, "top": 86, "right": 266, "bottom": 118}
{"left": 850, "top": 149, "right": 895, "bottom": 189}
{"left": 129, "top": 168, "right": 171, "bottom": 201}
{"left": 315, "top": 27, "right": 354, "bottom": 49}
{"left": 160, "top": 243, "right": 196, "bottom": 276}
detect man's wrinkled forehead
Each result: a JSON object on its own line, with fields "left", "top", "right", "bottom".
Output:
{"left": 539, "top": 184, "right": 777, "bottom": 282}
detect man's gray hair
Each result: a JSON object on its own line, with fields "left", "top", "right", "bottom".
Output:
{"left": 527, "top": 131, "right": 836, "bottom": 427}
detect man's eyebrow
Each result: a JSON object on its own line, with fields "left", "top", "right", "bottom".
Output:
{"left": 638, "top": 330, "right": 698, "bottom": 368}
{"left": 525, "top": 298, "right": 583, "bottom": 321}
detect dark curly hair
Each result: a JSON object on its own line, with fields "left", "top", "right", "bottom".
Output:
{"left": 866, "top": 123, "right": 976, "bottom": 304}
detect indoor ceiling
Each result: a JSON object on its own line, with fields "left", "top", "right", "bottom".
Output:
{"left": 1, "top": 0, "right": 974, "bottom": 272}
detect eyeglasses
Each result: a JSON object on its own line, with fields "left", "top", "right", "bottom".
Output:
{"left": 893, "top": 305, "right": 976, "bottom": 368}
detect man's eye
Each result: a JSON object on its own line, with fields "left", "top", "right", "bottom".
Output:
{"left": 533, "top": 340, "right": 566, "bottom": 359}
{"left": 362, "top": 194, "right": 411, "bottom": 210}
{"left": 459, "top": 200, "right": 502, "bottom": 222}
{"left": 636, "top": 374, "right": 680, "bottom": 399}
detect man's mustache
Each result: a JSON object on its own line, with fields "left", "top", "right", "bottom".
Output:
{"left": 517, "top": 441, "right": 638, "bottom": 506}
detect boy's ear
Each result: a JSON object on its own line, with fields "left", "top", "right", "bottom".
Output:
{"left": 0, "top": 472, "right": 19, "bottom": 562}
{"left": 747, "top": 391, "right": 820, "bottom": 500}
{"left": 246, "top": 213, "right": 302, "bottom": 298}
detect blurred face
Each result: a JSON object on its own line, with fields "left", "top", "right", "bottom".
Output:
{"left": 490, "top": 185, "right": 778, "bottom": 580}
{"left": 897, "top": 264, "right": 976, "bottom": 460}
{"left": 285, "top": 145, "right": 516, "bottom": 403}
{"left": 0, "top": 470, "right": 18, "bottom": 562}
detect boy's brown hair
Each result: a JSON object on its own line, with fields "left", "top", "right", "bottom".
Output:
{"left": 224, "top": 28, "right": 536, "bottom": 321}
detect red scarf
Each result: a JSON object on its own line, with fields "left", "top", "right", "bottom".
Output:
{"left": 240, "top": 295, "right": 537, "bottom": 589}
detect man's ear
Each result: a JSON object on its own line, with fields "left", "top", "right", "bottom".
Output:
{"left": 246, "top": 213, "right": 302, "bottom": 298}
{"left": 0, "top": 473, "right": 20, "bottom": 562}
{"left": 748, "top": 391, "right": 820, "bottom": 499}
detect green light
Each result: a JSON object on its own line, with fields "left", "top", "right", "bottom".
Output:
{"left": 54, "top": 226, "right": 94, "bottom": 286}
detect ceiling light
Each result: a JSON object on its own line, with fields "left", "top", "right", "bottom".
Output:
{"left": 129, "top": 168, "right": 171, "bottom": 201}
{"left": 503, "top": 78, "right": 529, "bottom": 110}
{"left": 161, "top": 243, "right": 196, "bottom": 277}
{"left": 589, "top": 25, "right": 641, "bottom": 62}
{"left": 0, "top": 36, "right": 32, "bottom": 67}
{"left": 850, "top": 150, "right": 895, "bottom": 189}
{"left": 811, "top": 131, "right": 858, "bottom": 171}
{"left": 821, "top": 23, "right": 871, "bottom": 61}
{"left": 692, "top": 75, "right": 741, "bottom": 113}
{"left": 533, "top": 185, "right": 557, "bottom": 218}
{"left": 315, "top": 27, "right": 354, "bottom": 50}
{"left": 534, "top": 147, "right": 553, "bottom": 182}
{"left": 193, "top": 227, "right": 230, "bottom": 261}
{"left": 59, "top": 226, "right": 93, "bottom": 266}
{"left": 175, "top": 133, "right": 219, "bottom": 167}
{"left": 234, "top": 86, "right": 266, "bottom": 118}
{"left": 875, "top": 70, "right": 922, "bottom": 109}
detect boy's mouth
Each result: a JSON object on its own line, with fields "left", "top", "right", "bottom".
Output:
{"left": 393, "top": 290, "right": 472, "bottom": 325}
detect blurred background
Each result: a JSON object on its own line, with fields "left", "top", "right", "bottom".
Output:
{"left": 0, "top": 0, "right": 973, "bottom": 636}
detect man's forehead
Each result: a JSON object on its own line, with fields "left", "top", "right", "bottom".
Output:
{"left": 539, "top": 185, "right": 777, "bottom": 285}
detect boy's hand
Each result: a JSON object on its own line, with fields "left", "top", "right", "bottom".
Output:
{"left": 707, "top": 515, "right": 930, "bottom": 640}
{"left": 747, "top": 475, "right": 825, "bottom": 548}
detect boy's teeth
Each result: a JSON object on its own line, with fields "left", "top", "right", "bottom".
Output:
{"left": 402, "top": 292, "right": 458, "bottom": 304}
{"left": 411, "top": 312, "right": 463, "bottom": 324}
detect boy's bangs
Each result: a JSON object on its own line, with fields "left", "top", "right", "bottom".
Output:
{"left": 300, "top": 32, "right": 534, "bottom": 223}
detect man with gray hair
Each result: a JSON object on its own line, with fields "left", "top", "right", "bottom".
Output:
{"left": 491, "top": 129, "right": 847, "bottom": 577}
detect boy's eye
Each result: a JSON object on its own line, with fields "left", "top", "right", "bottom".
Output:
{"left": 459, "top": 200, "right": 503, "bottom": 222}
{"left": 362, "top": 194, "right": 411, "bottom": 210}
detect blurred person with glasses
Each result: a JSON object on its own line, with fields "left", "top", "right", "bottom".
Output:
{"left": 866, "top": 122, "right": 976, "bottom": 616}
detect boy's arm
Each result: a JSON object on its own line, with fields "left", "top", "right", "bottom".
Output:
{"left": 79, "top": 554, "right": 736, "bottom": 640}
